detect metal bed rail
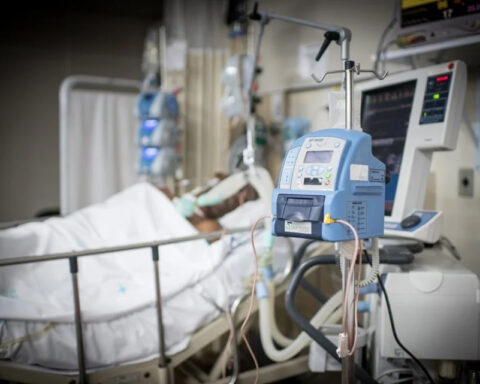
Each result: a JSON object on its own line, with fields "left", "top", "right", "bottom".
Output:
{"left": 0, "top": 225, "right": 254, "bottom": 384}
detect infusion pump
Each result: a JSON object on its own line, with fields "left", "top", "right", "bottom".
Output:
{"left": 272, "top": 129, "right": 385, "bottom": 242}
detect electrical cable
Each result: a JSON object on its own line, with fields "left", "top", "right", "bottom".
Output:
{"left": 335, "top": 219, "right": 362, "bottom": 356}
{"left": 438, "top": 236, "right": 461, "bottom": 261}
{"left": 390, "top": 377, "right": 415, "bottom": 384}
{"left": 376, "top": 368, "right": 414, "bottom": 381}
{"left": 293, "top": 239, "right": 317, "bottom": 268}
{"left": 242, "top": 215, "right": 272, "bottom": 384}
{"left": 364, "top": 252, "right": 435, "bottom": 384}
{"left": 374, "top": 4, "right": 397, "bottom": 74}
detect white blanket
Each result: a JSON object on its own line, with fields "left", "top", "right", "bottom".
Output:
{"left": 0, "top": 183, "right": 290, "bottom": 370}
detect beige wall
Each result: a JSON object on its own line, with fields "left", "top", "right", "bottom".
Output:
{"left": 255, "top": 0, "right": 401, "bottom": 93}
{"left": 256, "top": 0, "right": 480, "bottom": 275}
{"left": 0, "top": 12, "right": 150, "bottom": 221}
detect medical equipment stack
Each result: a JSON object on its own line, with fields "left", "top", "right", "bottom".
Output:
{"left": 136, "top": 28, "right": 180, "bottom": 185}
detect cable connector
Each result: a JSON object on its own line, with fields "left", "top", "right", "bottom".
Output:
{"left": 336, "top": 332, "right": 349, "bottom": 358}
{"left": 324, "top": 213, "right": 337, "bottom": 224}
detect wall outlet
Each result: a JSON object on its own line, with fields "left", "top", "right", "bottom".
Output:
{"left": 458, "top": 168, "right": 474, "bottom": 197}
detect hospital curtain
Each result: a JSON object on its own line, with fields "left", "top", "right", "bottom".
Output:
{"left": 183, "top": 49, "right": 229, "bottom": 186}
{"left": 163, "top": 0, "right": 230, "bottom": 187}
{"left": 65, "top": 90, "right": 138, "bottom": 212}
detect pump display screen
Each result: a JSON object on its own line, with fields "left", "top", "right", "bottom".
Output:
{"left": 361, "top": 80, "right": 417, "bottom": 216}
{"left": 304, "top": 150, "right": 333, "bottom": 164}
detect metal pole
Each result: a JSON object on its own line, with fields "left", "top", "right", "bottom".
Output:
{"left": 259, "top": 12, "right": 351, "bottom": 43}
{"left": 69, "top": 257, "right": 88, "bottom": 384}
{"left": 151, "top": 246, "right": 168, "bottom": 370}
{"left": 227, "top": 297, "right": 242, "bottom": 384}
{"left": 342, "top": 59, "right": 356, "bottom": 384}
{"left": 344, "top": 60, "right": 355, "bottom": 130}
{"left": 243, "top": 20, "right": 267, "bottom": 169}
{"left": 341, "top": 253, "right": 355, "bottom": 384}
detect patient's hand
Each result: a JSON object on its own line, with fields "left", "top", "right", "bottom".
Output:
{"left": 189, "top": 215, "right": 223, "bottom": 243}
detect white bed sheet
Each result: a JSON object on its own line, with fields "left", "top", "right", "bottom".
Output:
{"left": 0, "top": 183, "right": 291, "bottom": 371}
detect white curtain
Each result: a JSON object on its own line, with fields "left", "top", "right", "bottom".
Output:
{"left": 163, "top": 0, "right": 230, "bottom": 186}
{"left": 64, "top": 89, "right": 138, "bottom": 213}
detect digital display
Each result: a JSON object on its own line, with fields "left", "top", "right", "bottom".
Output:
{"left": 400, "top": 0, "right": 480, "bottom": 28}
{"left": 304, "top": 150, "right": 333, "bottom": 164}
{"left": 361, "top": 80, "right": 417, "bottom": 216}
{"left": 419, "top": 72, "right": 451, "bottom": 124}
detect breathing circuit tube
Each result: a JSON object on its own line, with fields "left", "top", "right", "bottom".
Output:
{"left": 265, "top": 281, "right": 294, "bottom": 347}
{"left": 285, "top": 256, "right": 379, "bottom": 384}
{"left": 258, "top": 287, "right": 342, "bottom": 361}
{"left": 266, "top": 240, "right": 335, "bottom": 348}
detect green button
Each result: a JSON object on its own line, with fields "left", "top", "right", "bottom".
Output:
{"left": 433, "top": 93, "right": 440, "bottom": 99}
{"left": 325, "top": 172, "right": 331, "bottom": 178}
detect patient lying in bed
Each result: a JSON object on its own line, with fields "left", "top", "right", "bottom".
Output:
{"left": 159, "top": 172, "right": 260, "bottom": 240}
{"left": 0, "top": 180, "right": 291, "bottom": 371}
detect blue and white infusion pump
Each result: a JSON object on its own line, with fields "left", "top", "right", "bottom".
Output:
{"left": 272, "top": 129, "right": 385, "bottom": 242}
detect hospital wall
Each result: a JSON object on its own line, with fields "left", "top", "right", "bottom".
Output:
{"left": 257, "top": 0, "right": 480, "bottom": 276}
{"left": 0, "top": 10, "right": 153, "bottom": 222}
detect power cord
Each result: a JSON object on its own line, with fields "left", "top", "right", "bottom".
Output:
{"left": 438, "top": 235, "right": 461, "bottom": 261}
{"left": 364, "top": 251, "right": 435, "bottom": 384}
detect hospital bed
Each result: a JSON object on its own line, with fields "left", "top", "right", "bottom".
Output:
{"left": 0, "top": 182, "right": 318, "bottom": 384}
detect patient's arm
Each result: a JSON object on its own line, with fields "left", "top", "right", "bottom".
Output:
{"left": 199, "top": 183, "right": 258, "bottom": 219}
{"left": 155, "top": 177, "right": 258, "bottom": 242}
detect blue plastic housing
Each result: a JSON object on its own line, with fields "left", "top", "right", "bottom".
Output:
{"left": 272, "top": 129, "right": 385, "bottom": 242}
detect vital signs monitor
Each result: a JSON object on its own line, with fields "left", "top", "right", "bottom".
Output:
{"left": 357, "top": 61, "right": 467, "bottom": 242}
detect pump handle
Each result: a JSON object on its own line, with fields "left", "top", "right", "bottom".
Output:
{"left": 249, "top": 2, "right": 262, "bottom": 21}
{"left": 315, "top": 31, "right": 340, "bottom": 62}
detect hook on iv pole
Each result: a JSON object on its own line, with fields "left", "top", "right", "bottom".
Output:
{"left": 311, "top": 64, "right": 388, "bottom": 84}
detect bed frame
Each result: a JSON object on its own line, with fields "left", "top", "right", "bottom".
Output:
{"left": 0, "top": 226, "right": 311, "bottom": 384}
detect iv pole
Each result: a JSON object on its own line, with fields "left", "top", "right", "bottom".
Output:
{"left": 246, "top": 4, "right": 359, "bottom": 383}
{"left": 248, "top": 4, "right": 386, "bottom": 383}
{"left": 243, "top": 4, "right": 351, "bottom": 171}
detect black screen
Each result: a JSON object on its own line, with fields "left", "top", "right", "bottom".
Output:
{"left": 361, "top": 80, "right": 417, "bottom": 216}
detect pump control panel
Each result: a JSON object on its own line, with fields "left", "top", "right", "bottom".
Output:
{"left": 273, "top": 129, "right": 385, "bottom": 242}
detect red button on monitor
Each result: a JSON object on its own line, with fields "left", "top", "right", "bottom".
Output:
{"left": 436, "top": 75, "right": 449, "bottom": 82}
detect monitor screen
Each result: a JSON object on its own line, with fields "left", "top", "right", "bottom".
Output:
{"left": 304, "top": 150, "right": 333, "bottom": 164}
{"left": 400, "top": 0, "right": 480, "bottom": 29}
{"left": 361, "top": 80, "right": 417, "bottom": 216}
